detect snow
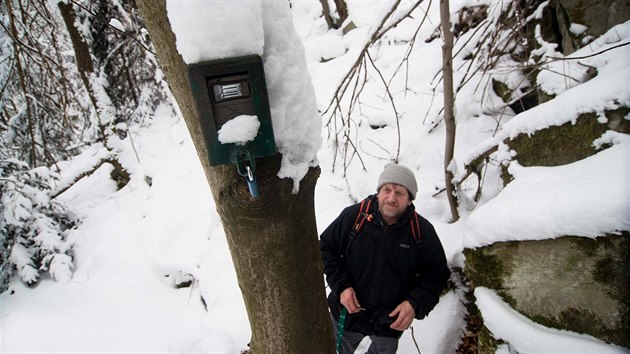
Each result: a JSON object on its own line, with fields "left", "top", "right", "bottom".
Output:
{"left": 464, "top": 133, "right": 630, "bottom": 248}
{"left": 167, "top": 1, "right": 321, "bottom": 191}
{"left": 464, "top": 20, "right": 630, "bottom": 167}
{"left": 49, "top": 144, "right": 111, "bottom": 196}
{"left": 538, "top": 21, "right": 630, "bottom": 97}
{"left": 217, "top": 115, "right": 260, "bottom": 146}
{"left": 475, "top": 287, "right": 630, "bottom": 354}
{"left": 109, "top": 18, "right": 124, "bottom": 32}
{"left": 1, "top": 1, "right": 629, "bottom": 354}
{"left": 570, "top": 23, "right": 588, "bottom": 35}
{"left": 166, "top": 1, "right": 264, "bottom": 62}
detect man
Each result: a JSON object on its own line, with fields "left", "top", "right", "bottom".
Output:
{"left": 320, "top": 163, "right": 450, "bottom": 353}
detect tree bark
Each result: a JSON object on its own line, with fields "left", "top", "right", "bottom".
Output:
{"left": 57, "top": 1, "right": 99, "bottom": 114}
{"left": 440, "top": 0, "right": 460, "bottom": 222}
{"left": 319, "top": 0, "right": 336, "bottom": 29}
{"left": 319, "top": 0, "right": 348, "bottom": 30}
{"left": 135, "top": 1, "right": 335, "bottom": 353}
{"left": 334, "top": 0, "right": 349, "bottom": 26}
{"left": 5, "top": 0, "right": 37, "bottom": 166}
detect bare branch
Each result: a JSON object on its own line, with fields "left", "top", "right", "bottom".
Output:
{"left": 366, "top": 50, "right": 401, "bottom": 162}
{"left": 546, "top": 41, "right": 630, "bottom": 61}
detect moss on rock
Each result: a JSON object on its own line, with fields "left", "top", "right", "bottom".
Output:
{"left": 509, "top": 107, "right": 630, "bottom": 167}
{"left": 464, "top": 235, "right": 630, "bottom": 348}
{"left": 463, "top": 248, "right": 508, "bottom": 291}
{"left": 478, "top": 326, "right": 501, "bottom": 354}
{"left": 464, "top": 245, "right": 517, "bottom": 307}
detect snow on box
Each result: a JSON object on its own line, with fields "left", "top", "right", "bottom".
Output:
{"left": 217, "top": 115, "right": 260, "bottom": 146}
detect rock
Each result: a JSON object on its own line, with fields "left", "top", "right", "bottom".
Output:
{"left": 464, "top": 234, "right": 630, "bottom": 348}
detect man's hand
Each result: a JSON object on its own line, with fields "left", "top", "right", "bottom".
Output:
{"left": 340, "top": 287, "right": 361, "bottom": 314}
{"left": 388, "top": 300, "right": 415, "bottom": 331}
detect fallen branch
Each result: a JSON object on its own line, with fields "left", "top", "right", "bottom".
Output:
{"left": 52, "top": 157, "right": 130, "bottom": 199}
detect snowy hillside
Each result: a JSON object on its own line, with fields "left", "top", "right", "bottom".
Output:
{"left": 1, "top": 1, "right": 628, "bottom": 353}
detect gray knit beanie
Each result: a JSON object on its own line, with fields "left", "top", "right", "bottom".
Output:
{"left": 377, "top": 163, "right": 418, "bottom": 200}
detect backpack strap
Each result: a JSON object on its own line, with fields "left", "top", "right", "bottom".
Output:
{"left": 410, "top": 211, "right": 422, "bottom": 241}
{"left": 346, "top": 197, "right": 374, "bottom": 255}
{"left": 352, "top": 197, "right": 374, "bottom": 234}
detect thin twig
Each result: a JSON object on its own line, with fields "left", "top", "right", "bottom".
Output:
{"left": 547, "top": 41, "right": 630, "bottom": 61}
{"left": 366, "top": 50, "right": 401, "bottom": 162}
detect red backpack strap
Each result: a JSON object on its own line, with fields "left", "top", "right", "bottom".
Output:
{"left": 352, "top": 199, "right": 367, "bottom": 231}
{"left": 410, "top": 212, "right": 422, "bottom": 241}
{"left": 346, "top": 197, "right": 374, "bottom": 255}
{"left": 352, "top": 197, "right": 374, "bottom": 234}
{"left": 355, "top": 199, "right": 373, "bottom": 233}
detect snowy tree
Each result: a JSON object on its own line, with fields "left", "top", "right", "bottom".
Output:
{"left": 53, "top": 0, "right": 173, "bottom": 153}
{"left": 0, "top": 159, "right": 78, "bottom": 292}
{"left": 0, "top": 0, "right": 89, "bottom": 292}
{"left": 0, "top": 0, "right": 172, "bottom": 293}
{"left": 440, "top": 0, "right": 459, "bottom": 222}
{"left": 0, "top": 0, "right": 90, "bottom": 166}
{"left": 73, "top": 0, "right": 171, "bottom": 137}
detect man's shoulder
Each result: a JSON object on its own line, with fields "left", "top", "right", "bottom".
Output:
{"left": 414, "top": 212, "right": 432, "bottom": 226}
{"left": 331, "top": 195, "right": 376, "bottom": 228}
{"left": 344, "top": 195, "right": 376, "bottom": 213}
{"left": 410, "top": 210, "right": 438, "bottom": 236}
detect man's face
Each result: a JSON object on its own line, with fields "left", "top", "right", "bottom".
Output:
{"left": 377, "top": 183, "right": 411, "bottom": 224}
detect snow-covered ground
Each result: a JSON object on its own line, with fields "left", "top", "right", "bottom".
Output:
{"left": 1, "top": 1, "right": 629, "bottom": 353}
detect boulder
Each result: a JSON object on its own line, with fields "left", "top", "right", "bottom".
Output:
{"left": 464, "top": 234, "right": 630, "bottom": 348}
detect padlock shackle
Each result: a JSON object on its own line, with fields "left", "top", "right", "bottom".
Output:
{"left": 235, "top": 150, "right": 260, "bottom": 198}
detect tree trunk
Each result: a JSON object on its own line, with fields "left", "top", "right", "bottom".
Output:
{"left": 5, "top": 0, "right": 37, "bottom": 166}
{"left": 334, "top": 0, "right": 349, "bottom": 26}
{"left": 320, "top": 0, "right": 336, "bottom": 29}
{"left": 319, "top": 0, "right": 348, "bottom": 30}
{"left": 57, "top": 1, "right": 99, "bottom": 114}
{"left": 135, "top": 1, "right": 335, "bottom": 353}
{"left": 440, "top": 0, "right": 460, "bottom": 222}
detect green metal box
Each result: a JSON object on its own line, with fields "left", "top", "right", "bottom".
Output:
{"left": 188, "top": 55, "right": 276, "bottom": 166}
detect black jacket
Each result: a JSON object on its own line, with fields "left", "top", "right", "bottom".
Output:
{"left": 320, "top": 195, "right": 450, "bottom": 337}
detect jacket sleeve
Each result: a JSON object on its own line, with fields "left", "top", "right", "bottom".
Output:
{"left": 319, "top": 204, "right": 357, "bottom": 296}
{"left": 407, "top": 217, "right": 450, "bottom": 319}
